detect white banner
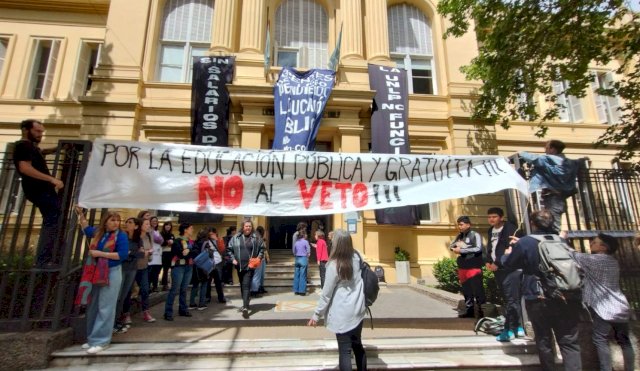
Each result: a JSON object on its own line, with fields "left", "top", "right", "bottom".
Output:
{"left": 78, "top": 139, "right": 528, "bottom": 216}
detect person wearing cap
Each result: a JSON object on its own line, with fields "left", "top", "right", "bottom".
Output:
{"left": 450, "top": 216, "right": 486, "bottom": 318}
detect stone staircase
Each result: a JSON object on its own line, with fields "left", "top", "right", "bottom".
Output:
{"left": 48, "top": 336, "right": 540, "bottom": 370}
{"left": 263, "top": 249, "right": 321, "bottom": 288}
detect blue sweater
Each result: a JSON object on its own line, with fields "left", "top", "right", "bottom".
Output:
{"left": 83, "top": 226, "right": 129, "bottom": 267}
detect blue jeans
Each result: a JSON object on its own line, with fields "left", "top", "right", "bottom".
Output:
{"left": 251, "top": 259, "right": 266, "bottom": 292}
{"left": 336, "top": 320, "right": 367, "bottom": 371}
{"left": 164, "top": 265, "right": 192, "bottom": 316}
{"left": 123, "top": 268, "right": 150, "bottom": 312}
{"left": 115, "top": 267, "right": 136, "bottom": 324}
{"left": 293, "top": 256, "right": 308, "bottom": 294}
{"left": 86, "top": 265, "right": 122, "bottom": 347}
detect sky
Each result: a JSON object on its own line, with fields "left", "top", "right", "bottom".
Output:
{"left": 627, "top": 0, "right": 640, "bottom": 11}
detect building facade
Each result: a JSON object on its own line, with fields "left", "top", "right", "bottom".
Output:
{"left": 0, "top": 0, "right": 625, "bottom": 282}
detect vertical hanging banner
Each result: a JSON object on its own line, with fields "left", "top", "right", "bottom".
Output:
{"left": 272, "top": 67, "right": 335, "bottom": 151}
{"left": 191, "top": 56, "right": 235, "bottom": 146}
{"left": 369, "top": 63, "right": 420, "bottom": 225}
{"left": 188, "top": 56, "right": 235, "bottom": 223}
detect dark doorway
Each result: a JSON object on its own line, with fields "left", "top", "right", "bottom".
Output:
{"left": 267, "top": 215, "right": 331, "bottom": 250}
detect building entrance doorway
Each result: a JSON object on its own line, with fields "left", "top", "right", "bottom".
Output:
{"left": 267, "top": 215, "right": 331, "bottom": 250}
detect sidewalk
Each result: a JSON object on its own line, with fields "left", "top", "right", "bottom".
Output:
{"left": 112, "top": 284, "right": 478, "bottom": 343}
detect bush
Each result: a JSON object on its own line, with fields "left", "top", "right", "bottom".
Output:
{"left": 394, "top": 246, "right": 410, "bottom": 261}
{"left": 432, "top": 257, "right": 503, "bottom": 305}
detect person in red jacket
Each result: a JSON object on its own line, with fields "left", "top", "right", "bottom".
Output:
{"left": 313, "top": 230, "right": 329, "bottom": 288}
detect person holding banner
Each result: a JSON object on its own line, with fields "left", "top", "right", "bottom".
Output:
{"left": 226, "top": 220, "right": 264, "bottom": 319}
{"left": 75, "top": 209, "right": 128, "bottom": 354}
{"left": 164, "top": 223, "right": 195, "bottom": 321}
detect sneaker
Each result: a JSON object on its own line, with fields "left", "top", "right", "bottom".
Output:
{"left": 516, "top": 327, "right": 526, "bottom": 338}
{"left": 242, "top": 307, "right": 249, "bottom": 319}
{"left": 142, "top": 310, "right": 156, "bottom": 323}
{"left": 86, "top": 345, "right": 108, "bottom": 354}
{"left": 113, "top": 324, "right": 128, "bottom": 334}
{"left": 81, "top": 343, "right": 90, "bottom": 349}
{"left": 197, "top": 305, "right": 207, "bottom": 311}
{"left": 496, "top": 330, "right": 515, "bottom": 342}
{"left": 163, "top": 314, "right": 174, "bottom": 321}
{"left": 179, "top": 311, "right": 192, "bottom": 317}
{"left": 122, "top": 313, "right": 132, "bottom": 325}
{"left": 188, "top": 304, "right": 198, "bottom": 310}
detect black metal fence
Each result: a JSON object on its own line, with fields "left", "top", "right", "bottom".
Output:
{"left": 0, "top": 140, "right": 94, "bottom": 331}
{"left": 507, "top": 157, "right": 640, "bottom": 316}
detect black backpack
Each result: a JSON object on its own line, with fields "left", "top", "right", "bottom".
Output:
{"left": 474, "top": 316, "right": 505, "bottom": 336}
{"left": 355, "top": 251, "right": 380, "bottom": 329}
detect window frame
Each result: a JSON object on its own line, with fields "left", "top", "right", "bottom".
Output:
{"left": 553, "top": 80, "right": 583, "bottom": 123}
{"left": 72, "top": 41, "right": 102, "bottom": 98}
{"left": 590, "top": 71, "right": 621, "bottom": 124}
{"left": 391, "top": 53, "right": 436, "bottom": 95}
{"left": 27, "top": 38, "right": 62, "bottom": 100}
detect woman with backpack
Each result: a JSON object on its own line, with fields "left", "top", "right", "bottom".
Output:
{"left": 190, "top": 228, "right": 214, "bottom": 311}
{"left": 307, "top": 229, "right": 367, "bottom": 371}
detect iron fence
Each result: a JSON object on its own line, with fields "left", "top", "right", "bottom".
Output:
{"left": 0, "top": 140, "right": 94, "bottom": 331}
{"left": 507, "top": 156, "right": 640, "bottom": 316}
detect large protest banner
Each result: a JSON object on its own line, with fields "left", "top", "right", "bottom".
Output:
{"left": 188, "top": 56, "right": 234, "bottom": 223}
{"left": 272, "top": 67, "right": 335, "bottom": 150}
{"left": 78, "top": 139, "right": 528, "bottom": 216}
{"left": 369, "top": 63, "right": 420, "bottom": 225}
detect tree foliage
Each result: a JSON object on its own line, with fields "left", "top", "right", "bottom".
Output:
{"left": 437, "top": 0, "right": 640, "bottom": 162}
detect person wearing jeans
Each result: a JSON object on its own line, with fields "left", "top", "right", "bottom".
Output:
{"left": 164, "top": 223, "right": 194, "bottom": 321}
{"left": 292, "top": 230, "right": 310, "bottom": 295}
{"left": 308, "top": 229, "right": 367, "bottom": 371}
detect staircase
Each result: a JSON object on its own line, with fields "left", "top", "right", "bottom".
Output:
{"left": 49, "top": 336, "right": 540, "bottom": 370}
{"left": 264, "top": 249, "right": 321, "bottom": 288}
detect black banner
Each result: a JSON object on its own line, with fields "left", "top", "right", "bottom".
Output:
{"left": 191, "top": 56, "right": 235, "bottom": 146}
{"left": 368, "top": 64, "right": 420, "bottom": 225}
{"left": 187, "top": 56, "right": 235, "bottom": 223}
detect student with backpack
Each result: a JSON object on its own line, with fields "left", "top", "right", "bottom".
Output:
{"left": 572, "top": 233, "right": 634, "bottom": 371}
{"left": 502, "top": 209, "right": 582, "bottom": 371}
{"left": 308, "top": 229, "right": 367, "bottom": 371}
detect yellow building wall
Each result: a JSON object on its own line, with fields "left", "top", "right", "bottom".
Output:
{"left": 0, "top": 0, "right": 628, "bottom": 284}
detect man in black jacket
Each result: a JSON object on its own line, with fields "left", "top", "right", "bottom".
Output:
{"left": 502, "top": 210, "right": 582, "bottom": 370}
{"left": 485, "top": 207, "right": 524, "bottom": 341}
{"left": 451, "top": 216, "right": 486, "bottom": 318}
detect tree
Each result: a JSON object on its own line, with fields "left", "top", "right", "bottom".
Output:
{"left": 437, "top": 0, "right": 640, "bottom": 163}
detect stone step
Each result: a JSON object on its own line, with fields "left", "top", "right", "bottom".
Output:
{"left": 49, "top": 336, "right": 539, "bottom": 370}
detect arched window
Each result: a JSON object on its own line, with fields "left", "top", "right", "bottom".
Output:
{"left": 275, "top": 0, "right": 328, "bottom": 69}
{"left": 157, "top": 0, "right": 214, "bottom": 82}
{"left": 388, "top": 4, "right": 436, "bottom": 94}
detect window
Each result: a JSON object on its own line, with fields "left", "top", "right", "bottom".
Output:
{"left": 72, "top": 42, "right": 102, "bottom": 97}
{"left": 591, "top": 71, "right": 620, "bottom": 124}
{"left": 275, "top": 0, "right": 328, "bottom": 69}
{"left": 157, "top": 0, "right": 214, "bottom": 83}
{"left": 388, "top": 4, "right": 436, "bottom": 95}
{"left": 0, "top": 38, "right": 8, "bottom": 75}
{"left": 553, "top": 80, "right": 583, "bottom": 123}
{"left": 28, "top": 39, "right": 61, "bottom": 99}
{"left": 419, "top": 203, "right": 439, "bottom": 222}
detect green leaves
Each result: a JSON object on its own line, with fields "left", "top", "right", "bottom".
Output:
{"left": 439, "top": 0, "right": 639, "bottom": 162}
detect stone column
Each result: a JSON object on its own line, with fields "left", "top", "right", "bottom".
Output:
{"left": 340, "top": 0, "right": 364, "bottom": 60}
{"left": 210, "top": 0, "right": 239, "bottom": 53}
{"left": 239, "top": 0, "right": 267, "bottom": 53}
{"left": 364, "top": 0, "right": 390, "bottom": 62}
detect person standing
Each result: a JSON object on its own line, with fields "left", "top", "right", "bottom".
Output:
{"left": 573, "top": 234, "right": 634, "bottom": 371}
{"left": 519, "top": 140, "right": 578, "bottom": 232}
{"left": 251, "top": 225, "right": 269, "bottom": 296}
{"left": 226, "top": 220, "right": 264, "bottom": 318}
{"left": 159, "top": 221, "right": 174, "bottom": 291}
{"left": 76, "top": 209, "right": 128, "bottom": 354}
{"left": 147, "top": 216, "right": 163, "bottom": 293}
{"left": 164, "top": 222, "right": 194, "bottom": 321}
{"left": 313, "top": 230, "right": 329, "bottom": 288}
{"left": 484, "top": 207, "right": 525, "bottom": 341}
{"left": 292, "top": 230, "right": 310, "bottom": 296}
{"left": 122, "top": 218, "right": 156, "bottom": 324}
{"left": 222, "top": 226, "right": 237, "bottom": 285}
{"left": 502, "top": 210, "right": 582, "bottom": 371}
{"left": 13, "top": 119, "right": 64, "bottom": 267}
{"left": 308, "top": 229, "right": 367, "bottom": 371}
{"left": 450, "top": 216, "right": 486, "bottom": 318}
{"left": 205, "top": 228, "right": 227, "bottom": 304}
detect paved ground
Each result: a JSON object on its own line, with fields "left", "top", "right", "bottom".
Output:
{"left": 113, "top": 285, "right": 478, "bottom": 343}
